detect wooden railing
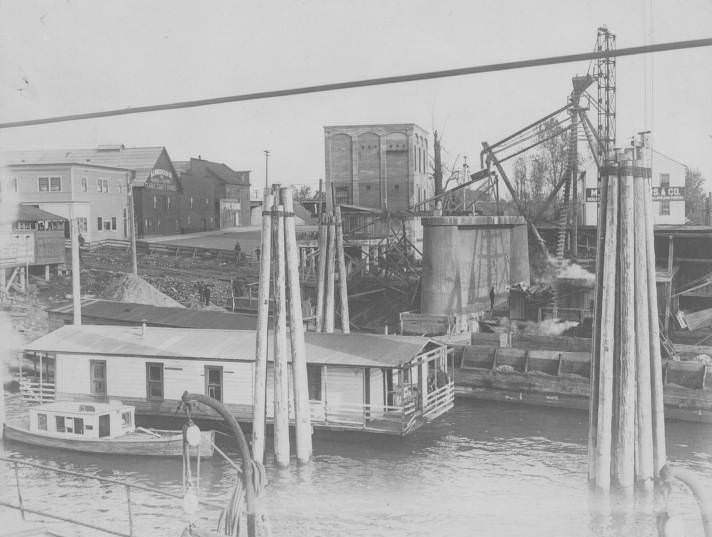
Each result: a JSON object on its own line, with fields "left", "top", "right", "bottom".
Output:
{"left": 19, "top": 380, "right": 55, "bottom": 403}
{"left": 423, "top": 382, "right": 455, "bottom": 421}
{"left": 308, "top": 400, "right": 414, "bottom": 433}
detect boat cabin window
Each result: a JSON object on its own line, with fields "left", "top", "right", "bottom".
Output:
{"left": 37, "top": 413, "right": 47, "bottom": 431}
{"left": 146, "top": 363, "right": 164, "bottom": 400}
{"left": 55, "top": 416, "right": 65, "bottom": 433}
{"left": 205, "top": 366, "right": 222, "bottom": 402}
{"left": 90, "top": 360, "right": 107, "bottom": 396}
{"left": 307, "top": 365, "right": 322, "bottom": 401}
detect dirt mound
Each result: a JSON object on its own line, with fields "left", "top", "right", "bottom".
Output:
{"left": 104, "top": 274, "right": 185, "bottom": 308}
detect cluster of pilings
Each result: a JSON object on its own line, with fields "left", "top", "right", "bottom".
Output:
{"left": 588, "top": 147, "right": 666, "bottom": 493}
{"left": 315, "top": 206, "right": 350, "bottom": 334}
{"left": 252, "top": 187, "right": 312, "bottom": 467}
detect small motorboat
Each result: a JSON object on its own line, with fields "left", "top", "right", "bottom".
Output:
{"left": 2, "top": 400, "right": 214, "bottom": 457}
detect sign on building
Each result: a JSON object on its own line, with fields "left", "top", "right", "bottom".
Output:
{"left": 585, "top": 186, "right": 685, "bottom": 202}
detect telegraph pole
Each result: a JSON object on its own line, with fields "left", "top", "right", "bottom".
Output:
{"left": 264, "top": 150, "right": 270, "bottom": 190}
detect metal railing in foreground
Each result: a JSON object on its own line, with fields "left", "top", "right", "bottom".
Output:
{"left": 0, "top": 456, "right": 223, "bottom": 537}
{"left": 19, "top": 380, "right": 56, "bottom": 402}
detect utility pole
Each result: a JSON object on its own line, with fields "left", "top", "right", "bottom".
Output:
{"left": 264, "top": 150, "right": 270, "bottom": 190}
{"left": 433, "top": 131, "right": 443, "bottom": 196}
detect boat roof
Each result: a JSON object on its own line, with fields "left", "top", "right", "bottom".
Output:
{"left": 31, "top": 400, "right": 129, "bottom": 415}
{"left": 26, "top": 325, "right": 439, "bottom": 368}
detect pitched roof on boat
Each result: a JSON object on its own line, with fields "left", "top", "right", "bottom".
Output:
{"left": 25, "top": 325, "right": 438, "bottom": 367}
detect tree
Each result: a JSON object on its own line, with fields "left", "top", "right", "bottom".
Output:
{"left": 685, "top": 168, "right": 707, "bottom": 224}
{"left": 294, "top": 184, "right": 314, "bottom": 201}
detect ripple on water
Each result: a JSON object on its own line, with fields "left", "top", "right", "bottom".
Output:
{"left": 1, "top": 396, "right": 711, "bottom": 536}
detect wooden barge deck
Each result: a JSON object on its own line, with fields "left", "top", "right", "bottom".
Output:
{"left": 453, "top": 334, "right": 712, "bottom": 423}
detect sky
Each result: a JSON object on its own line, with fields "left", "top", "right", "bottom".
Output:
{"left": 0, "top": 0, "right": 711, "bottom": 190}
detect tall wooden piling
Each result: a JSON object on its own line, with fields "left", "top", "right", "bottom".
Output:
{"left": 633, "top": 173, "right": 654, "bottom": 488}
{"left": 71, "top": 218, "right": 82, "bottom": 325}
{"left": 315, "top": 216, "right": 328, "bottom": 332}
{"left": 613, "top": 158, "right": 636, "bottom": 491}
{"left": 252, "top": 191, "right": 273, "bottom": 463}
{"left": 334, "top": 206, "right": 350, "bottom": 334}
{"left": 644, "top": 170, "right": 667, "bottom": 474}
{"left": 128, "top": 186, "right": 138, "bottom": 275}
{"left": 272, "top": 202, "right": 290, "bottom": 467}
{"left": 324, "top": 215, "right": 336, "bottom": 333}
{"left": 280, "top": 187, "right": 312, "bottom": 464}
{"left": 593, "top": 165, "right": 619, "bottom": 491}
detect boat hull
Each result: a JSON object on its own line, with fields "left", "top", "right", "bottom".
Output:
{"left": 2, "top": 424, "right": 215, "bottom": 457}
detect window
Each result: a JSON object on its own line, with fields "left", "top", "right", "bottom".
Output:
{"left": 37, "top": 413, "right": 47, "bottom": 431}
{"left": 121, "top": 411, "right": 133, "bottom": 429}
{"left": 11, "top": 177, "right": 18, "bottom": 192}
{"left": 38, "top": 176, "right": 61, "bottom": 192}
{"left": 81, "top": 177, "right": 88, "bottom": 192}
{"left": 73, "top": 418, "right": 84, "bottom": 435}
{"left": 187, "top": 215, "right": 191, "bottom": 225}
{"left": 103, "top": 219, "right": 111, "bottom": 231}
{"left": 307, "top": 364, "right": 322, "bottom": 401}
{"left": 205, "top": 366, "right": 223, "bottom": 402}
{"left": 167, "top": 196, "right": 172, "bottom": 210}
{"left": 97, "top": 178, "right": 109, "bottom": 193}
{"left": 153, "top": 196, "right": 158, "bottom": 209}
{"left": 78, "top": 217, "right": 87, "bottom": 233}
{"left": 661, "top": 200, "right": 670, "bottom": 215}
{"left": 146, "top": 363, "right": 164, "bottom": 400}
{"left": 90, "top": 360, "right": 107, "bottom": 396}
{"left": 111, "top": 217, "right": 117, "bottom": 231}
{"left": 55, "top": 415, "right": 66, "bottom": 433}
{"left": 97, "top": 217, "right": 103, "bottom": 231}
{"left": 190, "top": 197, "right": 194, "bottom": 209}
{"left": 660, "top": 173, "right": 670, "bottom": 188}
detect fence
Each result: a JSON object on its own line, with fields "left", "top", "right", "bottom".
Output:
{"left": 19, "top": 380, "right": 55, "bottom": 403}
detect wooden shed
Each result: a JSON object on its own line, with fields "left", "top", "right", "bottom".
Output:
{"left": 24, "top": 325, "right": 454, "bottom": 435}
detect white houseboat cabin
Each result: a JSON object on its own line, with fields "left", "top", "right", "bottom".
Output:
{"left": 24, "top": 325, "right": 454, "bottom": 435}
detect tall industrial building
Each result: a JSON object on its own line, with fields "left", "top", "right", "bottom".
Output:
{"left": 324, "top": 123, "right": 433, "bottom": 212}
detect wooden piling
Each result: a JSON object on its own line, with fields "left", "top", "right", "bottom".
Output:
{"left": 613, "top": 159, "right": 636, "bottom": 491}
{"left": 71, "top": 218, "right": 82, "bottom": 325}
{"left": 633, "top": 174, "right": 654, "bottom": 488}
{"left": 324, "top": 216, "right": 336, "bottom": 333}
{"left": 643, "top": 171, "right": 667, "bottom": 474}
{"left": 272, "top": 202, "right": 290, "bottom": 467}
{"left": 334, "top": 206, "right": 350, "bottom": 334}
{"left": 252, "top": 191, "right": 273, "bottom": 463}
{"left": 594, "top": 167, "right": 619, "bottom": 491}
{"left": 280, "top": 188, "right": 312, "bottom": 464}
{"left": 588, "top": 168, "right": 609, "bottom": 482}
{"left": 315, "top": 216, "right": 328, "bottom": 332}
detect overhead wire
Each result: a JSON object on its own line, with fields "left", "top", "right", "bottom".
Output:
{"left": 0, "top": 38, "right": 711, "bottom": 130}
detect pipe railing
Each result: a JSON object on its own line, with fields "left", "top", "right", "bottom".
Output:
{"left": 0, "top": 456, "right": 222, "bottom": 537}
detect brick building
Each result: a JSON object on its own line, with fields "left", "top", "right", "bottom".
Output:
{"left": 324, "top": 123, "right": 433, "bottom": 212}
{"left": 174, "top": 158, "right": 251, "bottom": 232}
{"left": 2, "top": 155, "right": 132, "bottom": 243}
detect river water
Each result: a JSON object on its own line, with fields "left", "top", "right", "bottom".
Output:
{"left": 1, "top": 395, "right": 710, "bottom": 537}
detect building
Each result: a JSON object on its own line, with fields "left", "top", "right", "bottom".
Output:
{"left": 583, "top": 149, "right": 686, "bottom": 226}
{"left": 25, "top": 325, "right": 454, "bottom": 435}
{"left": 324, "top": 123, "right": 433, "bottom": 212}
{"left": 174, "top": 158, "right": 251, "bottom": 232}
{"left": 2, "top": 156, "right": 132, "bottom": 243}
{"left": 3, "top": 145, "right": 182, "bottom": 239}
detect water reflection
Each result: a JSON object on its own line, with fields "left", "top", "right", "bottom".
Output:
{"left": 1, "top": 396, "right": 710, "bottom": 536}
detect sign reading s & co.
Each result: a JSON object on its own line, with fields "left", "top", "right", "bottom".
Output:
{"left": 585, "top": 186, "right": 684, "bottom": 202}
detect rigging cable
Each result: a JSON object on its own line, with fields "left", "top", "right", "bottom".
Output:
{"left": 0, "top": 38, "right": 711, "bottom": 130}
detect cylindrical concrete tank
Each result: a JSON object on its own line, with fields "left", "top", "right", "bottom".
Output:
{"left": 420, "top": 216, "right": 529, "bottom": 315}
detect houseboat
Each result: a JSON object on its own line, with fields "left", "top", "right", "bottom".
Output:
{"left": 3, "top": 400, "right": 215, "bottom": 456}
{"left": 22, "top": 325, "right": 454, "bottom": 435}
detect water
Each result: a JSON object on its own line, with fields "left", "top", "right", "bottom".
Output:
{"left": 1, "top": 395, "right": 711, "bottom": 537}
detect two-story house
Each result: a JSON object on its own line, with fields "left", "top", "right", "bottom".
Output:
{"left": 2, "top": 156, "right": 132, "bottom": 243}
